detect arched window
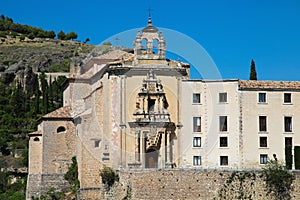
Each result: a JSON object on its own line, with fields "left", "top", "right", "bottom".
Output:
{"left": 33, "top": 137, "right": 40, "bottom": 142}
{"left": 153, "top": 39, "right": 159, "bottom": 54}
{"left": 57, "top": 126, "right": 66, "bottom": 133}
{"left": 141, "top": 38, "right": 148, "bottom": 50}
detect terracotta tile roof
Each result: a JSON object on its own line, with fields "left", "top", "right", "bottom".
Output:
{"left": 82, "top": 50, "right": 134, "bottom": 72}
{"left": 42, "top": 106, "right": 72, "bottom": 119}
{"left": 94, "top": 50, "right": 130, "bottom": 60}
{"left": 239, "top": 80, "right": 300, "bottom": 90}
{"left": 28, "top": 130, "right": 42, "bottom": 136}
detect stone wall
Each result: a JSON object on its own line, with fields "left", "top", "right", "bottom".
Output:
{"left": 42, "top": 120, "right": 75, "bottom": 174}
{"left": 105, "top": 169, "right": 300, "bottom": 200}
{"left": 26, "top": 174, "right": 69, "bottom": 199}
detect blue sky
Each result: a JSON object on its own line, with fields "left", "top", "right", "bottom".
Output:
{"left": 1, "top": 0, "right": 300, "bottom": 80}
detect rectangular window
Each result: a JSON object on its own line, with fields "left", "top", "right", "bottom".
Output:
{"left": 219, "top": 92, "right": 227, "bottom": 103}
{"left": 219, "top": 116, "right": 228, "bottom": 132}
{"left": 220, "top": 137, "right": 228, "bottom": 147}
{"left": 258, "top": 93, "right": 266, "bottom": 103}
{"left": 193, "top": 156, "right": 201, "bottom": 166}
{"left": 260, "top": 137, "right": 267, "bottom": 147}
{"left": 220, "top": 156, "right": 228, "bottom": 166}
{"left": 285, "top": 117, "right": 292, "bottom": 132}
{"left": 284, "top": 93, "right": 291, "bottom": 103}
{"left": 193, "top": 117, "right": 201, "bottom": 132}
{"left": 285, "top": 137, "right": 292, "bottom": 146}
{"left": 193, "top": 137, "right": 201, "bottom": 147}
{"left": 259, "top": 116, "right": 267, "bottom": 132}
{"left": 260, "top": 154, "right": 268, "bottom": 164}
{"left": 193, "top": 93, "right": 201, "bottom": 103}
{"left": 95, "top": 140, "right": 100, "bottom": 148}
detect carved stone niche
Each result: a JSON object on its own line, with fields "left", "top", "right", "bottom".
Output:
{"left": 133, "top": 71, "right": 170, "bottom": 123}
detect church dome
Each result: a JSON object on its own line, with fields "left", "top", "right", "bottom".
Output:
{"left": 142, "top": 17, "right": 158, "bottom": 33}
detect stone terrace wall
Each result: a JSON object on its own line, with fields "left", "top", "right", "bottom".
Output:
{"left": 26, "top": 174, "right": 69, "bottom": 199}
{"left": 107, "top": 169, "right": 300, "bottom": 200}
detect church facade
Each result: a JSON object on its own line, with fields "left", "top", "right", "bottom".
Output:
{"left": 26, "top": 19, "right": 300, "bottom": 199}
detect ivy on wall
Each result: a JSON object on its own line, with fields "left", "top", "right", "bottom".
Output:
{"left": 261, "top": 160, "right": 294, "bottom": 200}
{"left": 218, "top": 171, "right": 256, "bottom": 199}
{"left": 294, "top": 146, "right": 300, "bottom": 170}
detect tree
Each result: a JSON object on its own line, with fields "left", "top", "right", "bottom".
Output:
{"left": 261, "top": 160, "right": 294, "bottom": 200}
{"left": 64, "top": 156, "right": 80, "bottom": 194}
{"left": 19, "top": 35, "right": 25, "bottom": 41}
{"left": 102, "top": 41, "right": 112, "bottom": 46}
{"left": 0, "top": 15, "right": 4, "bottom": 21}
{"left": 100, "top": 166, "right": 119, "bottom": 190}
{"left": 46, "top": 30, "right": 56, "bottom": 39}
{"left": 65, "top": 31, "right": 78, "bottom": 40}
{"left": 39, "top": 72, "right": 49, "bottom": 114}
{"left": 249, "top": 59, "right": 257, "bottom": 80}
{"left": 57, "top": 30, "right": 66, "bottom": 40}
{"left": 28, "top": 33, "right": 35, "bottom": 40}
{"left": 84, "top": 38, "right": 90, "bottom": 44}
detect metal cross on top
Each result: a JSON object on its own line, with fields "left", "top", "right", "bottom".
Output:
{"left": 147, "top": 7, "right": 154, "bottom": 18}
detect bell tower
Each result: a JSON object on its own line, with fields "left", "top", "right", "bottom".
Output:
{"left": 134, "top": 16, "right": 166, "bottom": 62}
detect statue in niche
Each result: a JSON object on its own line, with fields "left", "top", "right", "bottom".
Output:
{"left": 135, "top": 97, "right": 143, "bottom": 114}
{"left": 162, "top": 97, "right": 169, "bottom": 113}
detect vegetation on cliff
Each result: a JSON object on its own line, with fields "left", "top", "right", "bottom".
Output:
{"left": 0, "top": 14, "right": 115, "bottom": 199}
{"left": 0, "top": 14, "right": 81, "bottom": 41}
{"left": 0, "top": 72, "right": 66, "bottom": 198}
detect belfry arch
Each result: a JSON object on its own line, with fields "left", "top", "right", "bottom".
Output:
{"left": 134, "top": 16, "right": 166, "bottom": 61}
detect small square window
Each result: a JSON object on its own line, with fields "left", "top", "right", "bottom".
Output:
{"left": 220, "top": 137, "right": 228, "bottom": 147}
{"left": 284, "top": 117, "right": 292, "bottom": 132}
{"left": 193, "top": 137, "right": 201, "bottom": 147}
{"left": 259, "top": 116, "right": 267, "bottom": 132}
{"left": 258, "top": 93, "right": 266, "bottom": 103}
{"left": 193, "top": 117, "right": 201, "bottom": 132}
{"left": 219, "top": 116, "right": 228, "bottom": 132}
{"left": 193, "top": 93, "right": 201, "bottom": 104}
{"left": 220, "top": 156, "right": 228, "bottom": 166}
{"left": 284, "top": 93, "right": 291, "bottom": 103}
{"left": 193, "top": 156, "right": 201, "bottom": 166}
{"left": 260, "top": 154, "right": 268, "bottom": 164}
{"left": 95, "top": 140, "right": 100, "bottom": 148}
{"left": 260, "top": 137, "right": 267, "bottom": 148}
{"left": 219, "top": 92, "right": 227, "bottom": 103}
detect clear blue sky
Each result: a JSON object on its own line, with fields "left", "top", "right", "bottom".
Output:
{"left": 1, "top": 0, "right": 300, "bottom": 80}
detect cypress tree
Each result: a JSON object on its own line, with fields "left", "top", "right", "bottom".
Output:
{"left": 34, "top": 85, "right": 40, "bottom": 114}
{"left": 249, "top": 59, "right": 257, "bottom": 80}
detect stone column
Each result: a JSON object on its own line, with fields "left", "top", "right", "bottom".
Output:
{"left": 154, "top": 98, "right": 158, "bottom": 113}
{"left": 140, "top": 132, "right": 145, "bottom": 168}
{"left": 166, "top": 132, "right": 170, "bottom": 164}
{"left": 135, "top": 131, "right": 140, "bottom": 162}
{"left": 147, "top": 40, "right": 153, "bottom": 54}
{"left": 143, "top": 98, "right": 147, "bottom": 114}
{"left": 158, "top": 97, "right": 161, "bottom": 113}
{"left": 120, "top": 75, "right": 126, "bottom": 167}
{"left": 177, "top": 77, "right": 182, "bottom": 167}
{"left": 166, "top": 131, "right": 174, "bottom": 168}
{"left": 141, "top": 97, "right": 144, "bottom": 112}
{"left": 161, "top": 132, "right": 166, "bottom": 168}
